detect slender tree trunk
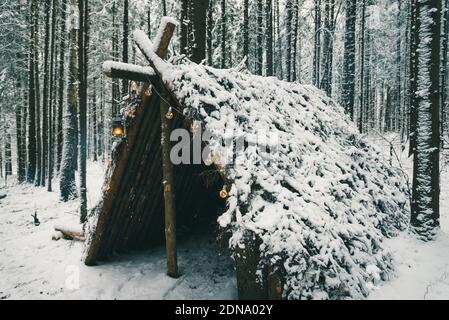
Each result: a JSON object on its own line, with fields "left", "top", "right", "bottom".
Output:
{"left": 320, "top": 0, "right": 335, "bottom": 96}
{"left": 286, "top": 0, "right": 293, "bottom": 82}
{"left": 291, "top": 0, "right": 299, "bottom": 82}
{"left": 265, "top": 0, "right": 273, "bottom": 76}
{"left": 255, "top": 0, "right": 263, "bottom": 75}
{"left": 111, "top": 2, "right": 120, "bottom": 118}
{"left": 16, "top": 80, "right": 26, "bottom": 183}
{"left": 180, "top": 0, "right": 189, "bottom": 55}
{"left": 57, "top": 0, "right": 67, "bottom": 172}
{"left": 99, "top": 74, "right": 104, "bottom": 160}
{"left": 275, "top": 0, "right": 283, "bottom": 79}
{"left": 60, "top": 0, "right": 78, "bottom": 202}
{"left": 41, "top": 0, "right": 52, "bottom": 187}
{"left": 409, "top": 0, "right": 419, "bottom": 156}
{"left": 92, "top": 78, "right": 98, "bottom": 162}
{"left": 34, "top": 0, "right": 42, "bottom": 187}
{"left": 191, "top": 0, "right": 209, "bottom": 64}
{"left": 358, "top": 0, "right": 366, "bottom": 133}
{"left": 207, "top": 0, "right": 213, "bottom": 66}
{"left": 441, "top": 0, "right": 449, "bottom": 146}
{"left": 48, "top": 0, "right": 57, "bottom": 192}
{"left": 79, "top": 0, "right": 89, "bottom": 222}
{"left": 162, "top": 0, "right": 167, "bottom": 16}
{"left": 221, "top": 0, "right": 226, "bottom": 68}
{"left": 313, "top": 0, "right": 322, "bottom": 87}
{"left": 394, "top": 0, "right": 402, "bottom": 133}
{"left": 243, "top": 0, "right": 249, "bottom": 67}
{"left": 27, "top": 0, "right": 37, "bottom": 184}
{"left": 342, "top": 0, "right": 357, "bottom": 121}
{"left": 122, "top": 0, "right": 129, "bottom": 96}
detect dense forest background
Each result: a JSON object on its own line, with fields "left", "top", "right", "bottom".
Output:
{"left": 0, "top": 0, "right": 448, "bottom": 238}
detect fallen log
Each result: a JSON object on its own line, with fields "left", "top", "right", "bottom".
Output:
{"left": 0, "top": 194, "right": 6, "bottom": 200}
{"left": 54, "top": 224, "right": 85, "bottom": 241}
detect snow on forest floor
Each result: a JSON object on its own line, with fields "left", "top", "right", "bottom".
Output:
{"left": 366, "top": 133, "right": 449, "bottom": 300}
{"left": 0, "top": 162, "right": 236, "bottom": 300}
{"left": 1, "top": 134, "right": 449, "bottom": 300}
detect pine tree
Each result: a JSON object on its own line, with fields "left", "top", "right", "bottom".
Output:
{"left": 34, "top": 0, "right": 42, "bottom": 187}
{"left": 221, "top": 0, "right": 226, "bottom": 68}
{"left": 60, "top": 0, "right": 78, "bottom": 202}
{"left": 27, "top": 0, "right": 37, "bottom": 184}
{"left": 207, "top": 0, "right": 213, "bottom": 66}
{"left": 122, "top": 0, "right": 129, "bottom": 96}
{"left": 285, "top": 0, "right": 293, "bottom": 82}
{"left": 342, "top": 0, "right": 357, "bottom": 121}
{"left": 313, "top": 0, "right": 322, "bottom": 87}
{"left": 411, "top": 0, "right": 441, "bottom": 240}
{"left": 243, "top": 0, "right": 249, "bottom": 66}
{"left": 265, "top": 0, "right": 273, "bottom": 76}
{"left": 320, "top": 0, "right": 335, "bottom": 96}
{"left": 191, "top": 0, "right": 209, "bottom": 63}
{"left": 57, "top": 0, "right": 67, "bottom": 172}
{"left": 48, "top": 0, "right": 57, "bottom": 192}
{"left": 79, "top": 0, "right": 89, "bottom": 222}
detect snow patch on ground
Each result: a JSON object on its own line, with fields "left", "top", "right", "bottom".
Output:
{"left": 367, "top": 134, "right": 449, "bottom": 300}
{"left": 0, "top": 161, "right": 236, "bottom": 300}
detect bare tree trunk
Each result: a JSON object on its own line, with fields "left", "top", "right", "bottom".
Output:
{"left": 190, "top": 0, "right": 209, "bottom": 64}
{"left": 411, "top": 0, "right": 441, "bottom": 241}
{"left": 122, "top": 0, "right": 129, "bottom": 96}
{"left": 34, "top": 0, "right": 42, "bottom": 187}
{"left": 342, "top": 0, "right": 357, "bottom": 121}
{"left": 60, "top": 0, "right": 78, "bottom": 202}
{"left": 57, "top": 0, "right": 67, "bottom": 172}
{"left": 221, "top": 0, "right": 226, "bottom": 68}
{"left": 207, "top": 0, "right": 213, "bottom": 66}
{"left": 313, "top": 0, "right": 322, "bottom": 87}
{"left": 265, "top": 0, "right": 273, "bottom": 76}
{"left": 286, "top": 0, "right": 293, "bottom": 82}
{"left": 27, "top": 0, "right": 37, "bottom": 184}
{"left": 79, "top": 0, "right": 89, "bottom": 223}
{"left": 48, "top": 0, "right": 57, "bottom": 192}
{"left": 358, "top": 0, "right": 366, "bottom": 133}
{"left": 243, "top": 0, "right": 249, "bottom": 67}
{"left": 41, "top": 0, "right": 52, "bottom": 187}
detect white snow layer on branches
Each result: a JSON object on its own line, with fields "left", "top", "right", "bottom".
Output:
{"left": 158, "top": 59, "right": 410, "bottom": 300}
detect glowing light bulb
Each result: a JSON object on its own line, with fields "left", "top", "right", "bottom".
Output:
{"left": 166, "top": 108, "right": 174, "bottom": 120}
{"left": 219, "top": 186, "right": 229, "bottom": 199}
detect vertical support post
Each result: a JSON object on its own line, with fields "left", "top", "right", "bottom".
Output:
{"left": 160, "top": 91, "right": 178, "bottom": 278}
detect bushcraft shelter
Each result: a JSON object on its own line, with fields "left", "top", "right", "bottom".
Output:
{"left": 84, "top": 18, "right": 410, "bottom": 300}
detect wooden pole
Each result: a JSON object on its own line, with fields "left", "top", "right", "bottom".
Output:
{"left": 160, "top": 90, "right": 178, "bottom": 278}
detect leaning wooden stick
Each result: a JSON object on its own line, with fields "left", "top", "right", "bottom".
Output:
{"left": 54, "top": 224, "right": 85, "bottom": 241}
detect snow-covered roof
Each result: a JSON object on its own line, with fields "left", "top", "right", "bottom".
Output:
{"left": 157, "top": 60, "right": 409, "bottom": 299}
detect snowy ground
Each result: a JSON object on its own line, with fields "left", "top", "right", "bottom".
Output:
{"left": 366, "top": 133, "right": 449, "bottom": 300}
{"left": 0, "top": 162, "right": 236, "bottom": 300}
{"left": 1, "top": 134, "right": 449, "bottom": 300}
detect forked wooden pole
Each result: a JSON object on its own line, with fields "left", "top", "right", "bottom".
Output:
{"left": 160, "top": 93, "right": 178, "bottom": 278}
{"left": 134, "top": 18, "right": 179, "bottom": 278}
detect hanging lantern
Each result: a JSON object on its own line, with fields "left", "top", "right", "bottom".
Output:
{"left": 145, "top": 85, "right": 153, "bottom": 96}
{"left": 112, "top": 117, "right": 124, "bottom": 137}
{"left": 131, "top": 81, "right": 139, "bottom": 94}
{"left": 219, "top": 186, "right": 229, "bottom": 199}
{"left": 166, "top": 107, "right": 174, "bottom": 120}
